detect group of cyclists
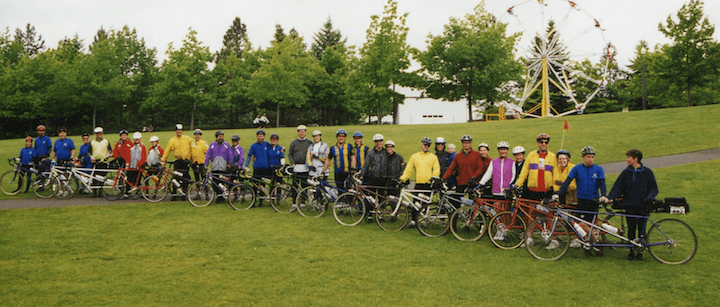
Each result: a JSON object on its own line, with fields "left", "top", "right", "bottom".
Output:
{"left": 17, "top": 123, "right": 659, "bottom": 260}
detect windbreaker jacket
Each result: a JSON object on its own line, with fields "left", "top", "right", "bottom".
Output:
{"left": 400, "top": 151, "right": 440, "bottom": 184}
{"left": 162, "top": 135, "right": 193, "bottom": 161}
{"left": 516, "top": 150, "right": 557, "bottom": 192}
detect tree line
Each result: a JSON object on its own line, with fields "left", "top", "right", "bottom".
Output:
{"left": 1, "top": 0, "right": 718, "bottom": 139}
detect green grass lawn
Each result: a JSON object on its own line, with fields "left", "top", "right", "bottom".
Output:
{"left": 1, "top": 160, "right": 718, "bottom": 306}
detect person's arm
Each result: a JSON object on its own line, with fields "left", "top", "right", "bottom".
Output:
{"left": 646, "top": 169, "right": 659, "bottom": 200}
{"left": 287, "top": 141, "right": 296, "bottom": 164}
{"left": 478, "top": 163, "right": 494, "bottom": 186}
{"left": 139, "top": 145, "right": 147, "bottom": 167}
{"left": 431, "top": 156, "right": 441, "bottom": 178}
{"left": 556, "top": 167, "right": 577, "bottom": 197}
{"left": 161, "top": 139, "right": 172, "bottom": 162}
{"left": 245, "top": 145, "right": 254, "bottom": 168}
{"left": 442, "top": 156, "right": 458, "bottom": 179}
{"left": 204, "top": 143, "right": 213, "bottom": 166}
{"left": 516, "top": 158, "right": 530, "bottom": 187}
{"left": 399, "top": 155, "right": 415, "bottom": 182}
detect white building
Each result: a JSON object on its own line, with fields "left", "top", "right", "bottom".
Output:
{"left": 368, "top": 87, "right": 483, "bottom": 125}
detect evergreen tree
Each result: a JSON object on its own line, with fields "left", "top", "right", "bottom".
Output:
{"left": 217, "top": 17, "right": 248, "bottom": 63}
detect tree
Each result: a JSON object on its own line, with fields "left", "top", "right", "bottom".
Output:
{"left": 356, "top": 0, "right": 416, "bottom": 124}
{"left": 416, "top": 1, "right": 522, "bottom": 121}
{"left": 147, "top": 28, "right": 212, "bottom": 129}
{"left": 310, "top": 18, "right": 345, "bottom": 60}
{"left": 658, "top": 0, "right": 719, "bottom": 106}
{"left": 14, "top": 23, "right": 46, "bottom": 58}
{"left": 216, "top": 17, "right": 248, "bottom": 63}
{"left": 273, "top": 24, "right": 286, "bottom": 43}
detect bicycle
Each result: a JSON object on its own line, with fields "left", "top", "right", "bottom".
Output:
{"left": 374, "top": 177, "right": 444, "bottom": 232}
{"left": 1, "top": 158, "right": 44, "bottom": 196}
{"left": 144, "top": 161, "right": 197, "bottom": 202}
{"left": 295, "top": 175, "right": 348, "bottom": 218}
{"left": 415, "top": 179, "right": 465, "bottom": 237}
{"left": 52, "top": 160, "right": 119, "bottom": 199}
{"left": 332, "top": 172, "right": 388, "bottom": 226}
{"left": 449, "top": 188, "right": 513, "bottom": 242}
{"left": 525, "top": 198, "right": 697, "bottom": 264}
{"left": 188, "top": 168, "right": 248, "bottom": 209}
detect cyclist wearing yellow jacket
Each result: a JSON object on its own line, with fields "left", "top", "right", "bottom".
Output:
{"left": 515, "top": 133, "right": 557, "bottom": 201}
{"left": 553, "top": 149, "right": 577, "bottom": 205}
{"left": 190, "top": 129, "right": 209, "bottom": 181}
{"left": 400, "top": 137, "right": 441, "bottom": 189}
{"left": 162, "top": 123, "right": 193, "bottom": 199}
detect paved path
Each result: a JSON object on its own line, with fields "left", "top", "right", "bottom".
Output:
{"left": 2, "top": 148, "right": 719, "bottom": 210}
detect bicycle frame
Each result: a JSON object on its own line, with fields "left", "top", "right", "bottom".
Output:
{"left": 555, "top": 208, "right": 657, "bottom": 249}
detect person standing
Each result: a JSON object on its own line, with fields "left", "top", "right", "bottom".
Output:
{"left": 553, "top": 149, "right": 577, "bottom": 205}
{"left": 515, "top": 133, "right": 557, "bottom": 201}
{"left": 127, "top": 132, "right": 147, "bottom": 192}
{"left": 246, "top": 129, "right": 272, "bottom": 179}
{"left": 34, "top": 125, "right": 52, "bottom": 168}
{"left": 77, "top": 133, "right": 92, "bottom": 169}
{"left": 205, "top": 130, "right": 233, "bottom": 200}
{"left": 113, "top": 130, "right": 132, "bottom": 167}
{"left": 161, "top": 123, "right": 193, "bottom": 199}
{"left": 351, "top": 131, "right": 369, "bottom": 170}
{"left": 190, "top": 129, "right": 209, "bottom": 181}
{"left": 259, "top": 113, "right": 270, "bottom": 129}
{"left": 306, "top": 130, "right": 329, "bottom": 177}
{"left": 90, "top": 127, "right": 112, "bottom": 197}
{"left": 229, "top": 134, "right": 245, "bottom": 169}
{"left": 18, "top": 136, "right": 37, "bottom": 193}
{"left": 288, "top": 125, "right": 313, "bottom": 181}
{"left": 384, "top": 140, "right": 404, "bottom": 196}
{"left": 476, "top": 143, "right": 493, "bottom": 181}
{"left": 400, "top": 137, "right": 441, "bottom": 190}
{"left": 443, "top": 135, "right": 482, "bottom": 194}
{"left": 510, "top": 146, "right": 526, "bottom": 186}
{"left": 50, "top": 128, "right": 75, "bottom": 163}
{"left": 146, "top": 136, "right": 164, "bottom": 168}
{"left": 361, "top": 134, "right": 388, "bottom": 188}
{"left": 607, "top": 149, "right": 658, "bottom": 261}
{"left": 268, "top": 133, "right": 285, "bottom": 169}
{"left": 434, "top": 137, "right": 453, "bottom": 181}
{"left": 322, "top": 129, "right": 354, "bottom": 189}
{"left": 478, "top": 141, "right": 516, "bottom": 198}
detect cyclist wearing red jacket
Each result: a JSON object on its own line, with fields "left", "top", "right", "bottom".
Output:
{"left": 113, "top": 130, "right": 133, "bottom": 167}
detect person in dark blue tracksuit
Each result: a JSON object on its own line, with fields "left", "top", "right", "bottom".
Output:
{"left": 19, "top": 136, "right": 37, "bottom": 192}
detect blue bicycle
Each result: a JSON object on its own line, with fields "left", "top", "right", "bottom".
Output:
{"left": 295, "top": 175, "right": 349, "bottom": 218}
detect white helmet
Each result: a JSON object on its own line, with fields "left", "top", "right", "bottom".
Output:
{"left": 311, "top": 130, "right": 322, "bottom": 136}
{"left": 149, "top": 136, "right": 159, "bottom": 142}
{"left": 512, "top": 146, "right": 525, "bottom": 155}
{"left": 372, "top": 134, "right": 384, "bottom": 141}
{"left": 384, "top": 140, "right": 395, "bottom": 147}
{"left": 297, "top": 125, "right": 308, "bottom": 131}
{"left": 174, "top": 123, "right": 183, "bottom": 130}
{"left": 132, "top": 132, "right": 142, "bottom": 139}
{"left": 496, "top": 141, "right": 510, "bottom": 149}
{"left": 93, "top": 127, "right": 104, "bottom": 134}
{"left": 478, "top": 143, "right": 489, "bottom": 150}
{"left": 435, "top": 137, "right": 446, "bottom": 144}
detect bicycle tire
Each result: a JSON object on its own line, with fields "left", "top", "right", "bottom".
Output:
{"left": 450, "top": 206, "right": 487, "bottom": 241}
{"left": 0, "top": 170, "right": 24, "bottom": 195}
{"left": 32, "top": 176, "right": 55, "bottom": 199}
{"left": 646, "top": 218, "right": 697, "bottom": 265}
{"left": 417, "top": 204, "right": 451, "bottom": 237}
{"left": 53, "top": 176, "right": 79, "bottom": 199}
{"left": 102, "top": 175, "right": 124, "bottom": 201}
{"left": 270, "top": 183, "right": 297, "bottom": 213}
{"left": 141, "top": 175, "right": 168, "bottom": 203}
{"left": 488, "top": 211, "right": 527, "bottom": 249}
{"left": 375, "top": 198, "right": 410, "bottom": 231}
{"left": 525, "top": 217, "right": 571, "bottom": 261}
{"left": 332, "top": 192, "right": 366, "bottom": 226}
{"left": 296, "top": 186, "right": 326, "bottom": 218}
{"left": 228, "top": 183, "right": 256, "bottom": 210}
{"left": 188, "top": 181, "right": 215, "bottom": 207}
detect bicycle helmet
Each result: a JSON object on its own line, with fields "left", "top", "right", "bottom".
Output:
{"left": 93, "top": 127, "right": 103, "bottom": 133}
{"left": 174, "top": 123, "right": 183, "bottom": 130}
{"left": 478, "top": 143, "right": 489, "bottom": 150}
{"left": 231, "top": 134, "right": 240, "bottom": 142}
{"left": 36, "top": 125, "right": 46, "bottom": 131}
{"left": 193, "top": 129, "right": 202, "bottom": 135}
{"left": 460, "top": 135, "right": 472, "bottom": 142}
{"left": 581, "top": 146, "right": 596, "bottom": 156}
{"left": 270, "top": 133, "right": 279, "bottom": 139}
{"left": 312, "top": 130, "right": 322, "bottom": 136}
{"left": 556, "top": 149, "right": 571, "bottom": 159}
{"left": 352, "top": 131, "right": 363, "bottom": 138}
{"left": 133, "top": 132, "right": 142, "bottom": 139}
{"left": 435, "top": 137, "right": 446, "bottom": 144}
{"left": 335, "top": 129, "right": 346, "bottom": 137}
{"left": 512, "top": 146, "right": 525, "bottom": 155}
{"left": 385, "top": 140, "right": 395, "bottom": 147}
{"left": 496, "top": 141, "right": 510, "bottom": 149}
{"left": 420, "top": 137, "right": 432, "bottom": 145}
{"left": 59, "top": 127, "right": 68, "bottom": 133}
{"left": 373, "top": 134, "right": 384, "bottom": 141}
{"left": 149, "top": 136, "right": 159, "bottom": 142}
{"left": 256, "top": 129, "right": 266, "bottom": 135}
{"left": 297, "top": 125, "right": 307, "bottom": 131}
{"left": 536, "top": 133, "right": 550, "bottom": 141}
{"left": 25, "top": 136, "right": 33, "bottom": 142}
{"left": 119, "top": 129, "right": 129, "bottom": 136}
{"left": 215, "top": 130, "right": 224, "bottom": 137}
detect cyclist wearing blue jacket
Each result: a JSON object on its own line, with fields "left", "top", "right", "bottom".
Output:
{"left": 246, "top": 130, "right": 272, "bottom": 179}
{"left": 322, "top": 129, "right": 354, "bottom": 190}
{"left": 556, "top": 146, "right": 608, "bottom": 222}
{"left": 268, "top": 133, "right": 285, "bottom": 169}
{"left": 19, "top": 136, "right": 37, "bottom": 192}
{"left": 78, "top": 133, "right": 93, "bottom": 168}
{"left": 34, "top": 125, "right": 52, "bottom": 169}
{"left": 50, "top": 128, "right": 75, "bottom": 163}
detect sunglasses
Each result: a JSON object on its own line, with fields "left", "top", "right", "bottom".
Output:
{"left": 421, "top": 143, "right": 430, "bottom": 146}
{"left": 539, "top": 141, "right": 549, "bottom": 144}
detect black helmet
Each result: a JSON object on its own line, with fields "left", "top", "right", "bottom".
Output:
{"left": 270, "top": 133, "right": 279, "bottom": 139}
{"left": 421, "top": 137, "right": 432, "bottom": 145}
{"left": 460, "top": 135, "right": 472, "bottom": 142}
{"left": 256, "top": 129, "right": 266, "bottom": 135}
{"left": 231, "top": 134, "right": 240, "bottom": 141}
{"left": 215, "top": 130, "right": 224, "bottom": 137}
{"left": 556, "top": 149, "right": 571, "bottom": 159}
{"left": 119, "top": 129, "right": 128, "bottom": 136}
{"left": 81, "top": 132, "right": 90, "bottom": 138}
{"left": 581, "top": 146, "right": 596, "bottom": 156}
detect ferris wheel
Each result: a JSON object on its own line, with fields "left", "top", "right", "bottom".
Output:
{"left": 499, "top": 0, "right": 616, "bottom": 118}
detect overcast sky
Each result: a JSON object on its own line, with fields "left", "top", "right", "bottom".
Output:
{"left": 3, "top": 0, "right": 719, "bottom": 67}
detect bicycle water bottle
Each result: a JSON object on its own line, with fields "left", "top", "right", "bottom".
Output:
{"left": 219, "top": 175, "right": 229, "bottom": 181}
{"left": 573, "top": 222, "right": 587, "bottom": 238}
{"left": 219, "top": 183, "right": 228, "bottom": 194}
{"left": 172, "top": 178, "right": 181, "bottom": 187}
{"left": 484, "top": 205, "right": 496, "bottom": 216}
{"left": 460, "top": 197, "right": 473, "bottom": 206}
{"left": 364, "top": 195, "right": 376, "bottom": 205}
{"left": 536, "top": 204, "right": 550, "bottom": 213}
{"left": 173, "top": 171, "right": 183, "bottom": 177}
{"left": 601, "top": 222, "right": 620, "bottom": 234}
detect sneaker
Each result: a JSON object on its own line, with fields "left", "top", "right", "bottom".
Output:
{"left": 570, "top": 238, "right": 582, "bottom": 248}
{"left": 493, "top": 231, "right": 505, "bottom": 241}
{"left": 525, "top": 238, "right": 534, "bottom": 247}
{"left": 627, "top": 251, "right": 636, "bottom": 261}
{"left": 408, "top": 220, "right": 416, "bottom": 228}
{"left": 545, "top": 239, "right": 559, "bottom": 250}
{"left": 635, "top": 253, "right": 644, "bottom": 261}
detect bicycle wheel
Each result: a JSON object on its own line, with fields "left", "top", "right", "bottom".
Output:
{"left": 32, "top": 176, "right": 55, "bottom": 199}
{"left": 450, "top": 206, "right": 487, "bottom": 241}
{"left": 332, "top": 192, "right": 366, "bottom": 226}
{"left": 525, "top": 217, "right": 571, "bottom": 261}
{"left": 188, "top": 181, "right": 215, "bottom": 207}
{"left": 417, "top": 204, "right": 451, "bottom": 237}
{"left": 141, "top": 175, "right": 168, "bottom": 203}
{"left": 102, "top": 176, "right": 124, "bottom": 201}
{"left": 0, "top": 170, "right": 24, "bottom": 195}
{"left": 296, "top": 186, "right": 326, "bottom": 218}
{"left": 646, "top": 219, "right": 697, "bottom": 265}
{"left": 489, "top": 211, "right": 527, "bottom": 249}
{"left": 228, "top": 183, "right": 256, "bottom": 210}
{"left": 375, "top": 198, "right": 410, "bottom": 231}
{"left": 270, "top": 183, "right": 297, "bottom": 213}
{"left": 53, "top": 176, "right": 79, "bottom": 199}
